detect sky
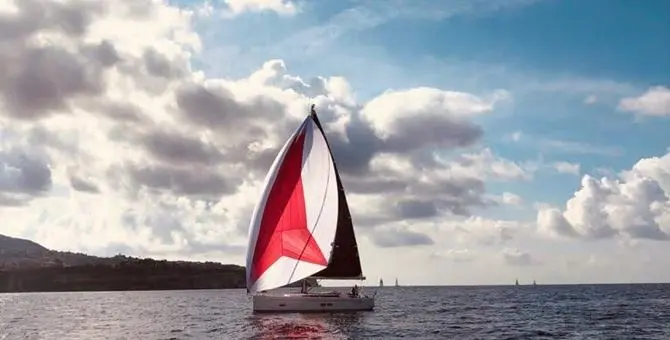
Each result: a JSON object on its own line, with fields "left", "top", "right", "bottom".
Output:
{"left": 0, "top": 0, "right": 669, "bottom": 286}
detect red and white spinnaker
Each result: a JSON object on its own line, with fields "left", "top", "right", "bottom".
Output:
{"left": 245, "top": 115, "right": 339, "bottom": 293}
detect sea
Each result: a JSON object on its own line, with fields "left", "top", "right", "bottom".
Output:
{"left": 1, "top": 284, "right": 669, "bottom": 339}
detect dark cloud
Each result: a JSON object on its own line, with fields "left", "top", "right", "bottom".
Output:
{"left": 138, "top": 130, "right": 225, "bottom": 166}
{"left": 0, "top": 150, "right": 52, "bottom": 194}
{"left": 625, "top": 224, "right": 669, "bottom": 241}
{"left": 328, "top": 114, "right": 380, "bottom": 174}
{"left": 341, "top": 177, "right": 408, "bottom": 194}
{"left": 369, "top": 229, "right": 434, "bottom": 248}
{"left": 0, "top": 0, "right": 117, "bottom": 120}
{"left": 96, "top": 101, "right": 147, "bottom": 123}
{"left": 0, "top": 0, "right": 103, "bottom": 41}
{"left": 83, "top": 40, "right": 121, "bottom": 67}
{"left": 394, "top": 199, "right": 438, "bottom": 219}
{"left": 1, "top": 45, "right": 107, "bottom": 120}
{"left": 0, "top": 150, "right": 52, "bottom": 205}
{"left": 385, "top": 177, "right": 488, "bottom": 219}
{"left": 380, "top": 116, "right": 483, "bottom": 153}
{"left": 502, "top": 249, "right": 534, "bottom": 266}
{"left": 354, "top": 178, "right": 490, "bottom": 225}
{"left": 126, "top": 163, "right": 239, "bottom": 198}
{"left": 174, "top": 82, "right": 289, "bottom": 135}
{"left": 175, "top": 83, "right": 249, "bottom": 128}
{"left": 143, "top": 47, "right": 184, "bottom": 79}
{"left": 69, "top": 175, "right": 100, "bottom": 193}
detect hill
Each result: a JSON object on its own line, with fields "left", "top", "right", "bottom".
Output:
{"left": 0, "top": 234, "right": 48, "bottom": 253}
{"left": 0, "top": 234, "right": 246, "bottom": 292}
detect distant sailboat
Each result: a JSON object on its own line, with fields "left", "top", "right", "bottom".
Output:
{"left": 515, "top": 279, "right": 519, "bottom": 286}
{"left": 395, "top": 278, "right": 399, "bottom": 287}
{"left": 533, "top": 280, "right": 536, "bottom": 286}
{"left": 379, "top": 278, "right": 384, "bottom": 287}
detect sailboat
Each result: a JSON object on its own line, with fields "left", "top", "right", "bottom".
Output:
{"left": 379, "top": 278, "right": 384, "bottom": 287}
{"left": 245, "top": 105, "right": 375, "bottom": 313}
{"left": 395, "top": 278, "right": 399, "bottom": 287}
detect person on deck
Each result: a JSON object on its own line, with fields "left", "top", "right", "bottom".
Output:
{"left": 350, "top": 284, "right": 359, "bottom": 297}
{"left": 301, "top": 280, "right": 308, "bottom": 294}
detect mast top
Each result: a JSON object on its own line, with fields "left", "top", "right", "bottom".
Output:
{"left": 310, "top": 104, "right": 317, "bottom": 117}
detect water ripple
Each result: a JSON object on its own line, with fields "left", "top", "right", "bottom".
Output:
{"left": 0, "top": 284, "right": 669, "bottom": 339}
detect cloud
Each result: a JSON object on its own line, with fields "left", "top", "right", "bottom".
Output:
{"left": 431, "top": 248, "right": 474, "bottom": 262}
{"left": 369, "top": 227, "right": 434, "bottom": 248}
{"left": 448, "top": 148, "right": 531, "bottom": 181}
{"left": 502, "top": 133, "right": 622, "bottom": 157}
{"left": 618, "top": 86, "right": 670, "bottom": 117}
{"left": 0, "top": 149, "right": 52, "bottom": 206}
{"left": 502, "top": 247, "right": 534, "bottom": 266}
{"left": 0, "top": 0, "right": 525, "bottom": 260}
{"left": 488, "top": 191, "right": 524, "bottom": 207}
{"left": 351, "top": 0, "right": 546, "bottom": 22}
{"left": 223, "top": 0, "right": 298, "bottom": 16}
{"left": 552, "top": 161, "right": 581, "bottom": 176}
{"left": 68, "top": 174, "right": 100, "bottom": 194}
{"left": 217, "top": 0, "right": 546, "bottom": 71}
{"left": 584, "top": 94, "right": 597, "bottom": 105}
{"left": 361, "top": 88, "right": 509, "bottom": 149}
{"left": 344, "top": 148, "right": 531, "bottom": 225}
{"left": 500, "top": 192, "right": 524, "bottom": 206}
{"left": 537, "top": 151, "right": 670, "bottom": 241}
{"left": 540, "top": 139, "right": 623, "bottom": 157}
{"left": 451, "top": 216, "right": 529, "bottom": 246}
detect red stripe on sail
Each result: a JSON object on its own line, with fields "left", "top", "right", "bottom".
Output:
{"left": 250, "top": 126, "right": 328, "bottom": 285}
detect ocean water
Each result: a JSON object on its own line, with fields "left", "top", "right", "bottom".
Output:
{"left": 1, "top": 284, "right": 669, "bottom": 339}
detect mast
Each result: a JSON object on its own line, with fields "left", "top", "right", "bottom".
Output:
{"left": 308, "top": 105, "right": 365, "bottom": 280}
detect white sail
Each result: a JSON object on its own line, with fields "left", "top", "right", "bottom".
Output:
{"left": 245, "top": 115, "right": 339, "bottom": 293}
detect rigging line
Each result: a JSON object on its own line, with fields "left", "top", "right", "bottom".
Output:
{"left": 286, "top": 119, "right": 334, "bottom": 286}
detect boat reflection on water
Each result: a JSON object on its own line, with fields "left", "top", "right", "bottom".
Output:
{"left": 248, "top": 312, "right": 365, "bottom": 339}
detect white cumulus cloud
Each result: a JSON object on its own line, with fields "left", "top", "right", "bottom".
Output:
{"left": 618, "top": 86, "right": 670, "bottom": 117}
{"left": 537, "top": 151, "right": 670, "bottom": 241}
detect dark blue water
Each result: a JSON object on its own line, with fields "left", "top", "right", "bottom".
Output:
{"left": 1, "top": 284, "right": 669, "bottom": 339}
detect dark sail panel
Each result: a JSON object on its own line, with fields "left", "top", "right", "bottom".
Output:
{"left": 308, "top": 106, "right": 364, "bottom": 279}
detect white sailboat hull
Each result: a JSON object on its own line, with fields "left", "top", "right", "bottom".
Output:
{"left": 252, "top": 293, "right": 375, "bottom": 313}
